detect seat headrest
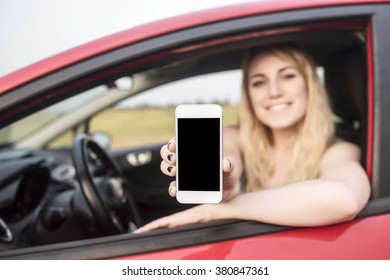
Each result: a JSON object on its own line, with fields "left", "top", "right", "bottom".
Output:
{"left": 324, "top": 48, "right": 365, "bottom": 121}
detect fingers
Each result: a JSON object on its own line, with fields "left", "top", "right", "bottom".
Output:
{"left": 160, "top": 138, "right": 176, "bottom": 177}
{"left": 134, "top": 208, "right": 181, "bottom": 233}
{"left": 134, "top": 205, "right": 213, "bottom": 234}
{"left": 160, "top": 139, "right": 235, "bottom": 201}
{"left": 222, "top": 157, "right": 239, "bottom": 200}
{"left": 161, "top": 160, "right": 176, "bottom": 177}
{"left": 168, "top": 181, "right": 177, "bottom": 197}
{"left": 223, "top": 157, "right": 233, "bottom": 174}
{"left": 160, "top": 137, "right": 176, "bottom": 155}
{"left": 133, "top": 217, "right": 171, "bottom": 233}
{"left": 167, "top": 137, "right": 176, "bottom": 153}
{"left": 160, "top": 138, "right": 178, "bottom": 199}
{"left": 160, "top": 144, "right": 176, "bottom": 165}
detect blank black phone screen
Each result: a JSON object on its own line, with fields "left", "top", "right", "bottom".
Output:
{"left": 177, "top": 118, "right": 220, "bottom": 191}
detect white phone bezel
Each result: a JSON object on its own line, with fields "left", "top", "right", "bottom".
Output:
{"left": 175, "top": 104, "right": 223, "bottom": 204}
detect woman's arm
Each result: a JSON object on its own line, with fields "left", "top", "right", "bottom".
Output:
{"left": 210, "top": 141, "right": 371, "bottom": 226}
{"left": 135, "top": 142, "right": 370, "bottom": 232}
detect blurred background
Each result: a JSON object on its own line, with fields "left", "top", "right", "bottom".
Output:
{"left": 1, "top": 0, "right": 254, "bottom": 149}
{"left": 0, "top": 0, "right": 254, "bottom": 76}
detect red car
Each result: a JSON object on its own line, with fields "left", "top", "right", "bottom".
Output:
{"left": 1, "top": 0, "right": 390, "bottom": 259}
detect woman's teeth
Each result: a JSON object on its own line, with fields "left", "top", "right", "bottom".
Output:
{"left": 268, "top": 103, "right": 289, "bottom": 111}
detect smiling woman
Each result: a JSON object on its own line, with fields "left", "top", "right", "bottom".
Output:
{"left": 241, "top": 45, "right": 334, "bottom": 191}
{"left": 136, "top": 44, "right": 370, "bottom": 232}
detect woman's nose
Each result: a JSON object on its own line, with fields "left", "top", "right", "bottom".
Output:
{"left": 268, "top": 80, "right": 282, "bottom": 99}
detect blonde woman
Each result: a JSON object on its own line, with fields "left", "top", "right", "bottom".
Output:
{"left": 135, "top": 45, "right": 370, "bottom": 233}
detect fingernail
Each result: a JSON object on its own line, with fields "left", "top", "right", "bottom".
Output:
{"left": 168, "top": 185, "right": 173, "bottom": 196}
{"left": 168, "top": 154, "right": 173, "bottom": 162}
{"left": 167, "top": 138, "right": 175, "bottom": 150}
{"left": 167, "top": 166, "right": 173, "bottom": 173}
{"left": 225, "top": 157, "right": 232, "bottom": 170}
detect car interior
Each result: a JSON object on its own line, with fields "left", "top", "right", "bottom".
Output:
{"left": 0, "top": 22, "right": 368, "bottom": 256}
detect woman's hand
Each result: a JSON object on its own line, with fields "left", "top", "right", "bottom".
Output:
{"left": 160, "top": 137, "right": 240, "bottom": 201}
{"left": 134, "top": 204, "right": 215, "bottom": 233}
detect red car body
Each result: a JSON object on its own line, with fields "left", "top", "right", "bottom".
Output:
{"left": 1, "top": 0, "right": 390, "bottom": 259}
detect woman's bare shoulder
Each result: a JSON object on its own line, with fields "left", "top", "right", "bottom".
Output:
{"left": 224, "top": 124, "right": 240, "bottom": 135}
{"left": 223, "top": 125, "right": 240, "bottom": 150}
{"left": 320, "top": 140, "right": 361, "bottom": 169}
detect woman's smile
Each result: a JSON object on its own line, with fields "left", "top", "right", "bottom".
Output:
{"left": 266, "top": 102, "right": 293, "bottom": 112}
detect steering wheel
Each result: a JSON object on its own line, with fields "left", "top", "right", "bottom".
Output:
{"left": 72, "top": 134, "right": 142, "bottom": 235}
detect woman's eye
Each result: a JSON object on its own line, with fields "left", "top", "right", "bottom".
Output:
{"left": 284, "top": 73, "right": 296, "bottom": 79}
{"left": 252, "top": 80, "right": 265, "bottom": 87}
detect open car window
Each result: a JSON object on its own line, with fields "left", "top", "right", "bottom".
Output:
{"left": 0, "top": 86, "right": 107, "bottom": 148}
{"left": 89, "top": 70, "right": 241, "bottom": 150}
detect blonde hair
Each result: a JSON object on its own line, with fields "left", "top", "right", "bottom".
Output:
{"left": 240, "top": 44, "right": 335, "bottom": 192}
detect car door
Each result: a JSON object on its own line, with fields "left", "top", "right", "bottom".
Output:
{"left": 100, "top": 3, "right": 390, "bottom": 260}
{"left": 2, "top": 1, "right": 390, "bottom": 260}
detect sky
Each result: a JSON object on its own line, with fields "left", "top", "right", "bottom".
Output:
{"left": 0, "top": 0, "right": 255, "bottom": 77}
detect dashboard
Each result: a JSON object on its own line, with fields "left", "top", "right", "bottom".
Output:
{"left": 0, "top": 148, "right": 89, "bottom": 252}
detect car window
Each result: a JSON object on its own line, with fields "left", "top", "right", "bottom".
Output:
{"left": 89, "top": 70, "right": 242, "bottom": 150}
{"left": 0, "top": 86, "right": 107, "bottom": 147}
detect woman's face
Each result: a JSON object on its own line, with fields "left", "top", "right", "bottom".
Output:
{"left": 247, "top": 53, "right": 308, "bottom": 131}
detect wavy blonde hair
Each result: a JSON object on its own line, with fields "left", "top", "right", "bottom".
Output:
{"left": 240, "top": 45, "right": 335, "bottom": 192}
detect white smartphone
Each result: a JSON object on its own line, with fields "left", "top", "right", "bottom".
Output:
{"left": 175, "top": 104, "right": 223, "bottom": 204}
